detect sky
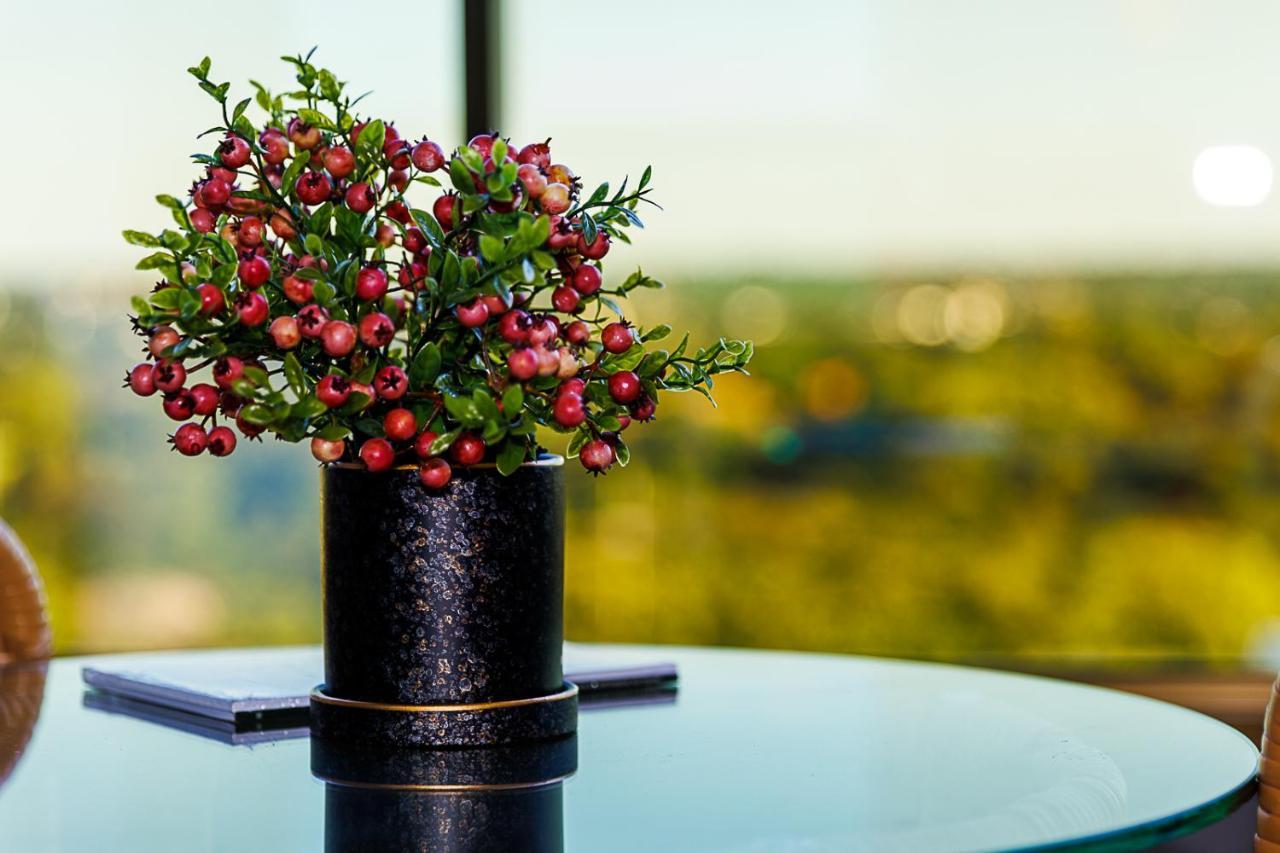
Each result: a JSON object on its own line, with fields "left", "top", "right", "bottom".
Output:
{"left": 3, "top": 0, "right": 1280, "bottom": 286}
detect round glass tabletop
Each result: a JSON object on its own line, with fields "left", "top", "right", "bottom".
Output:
{"left": 0, "top": 646, "right": 1259, "bottom": 852}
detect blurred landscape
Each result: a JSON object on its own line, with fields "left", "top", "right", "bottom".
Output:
{"left": 7, "top": 271, "right": 1280, "bottom": 661}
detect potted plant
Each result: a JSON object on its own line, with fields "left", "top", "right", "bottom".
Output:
{"left": 122, "top": 51, "right": 752, "bottom": 746}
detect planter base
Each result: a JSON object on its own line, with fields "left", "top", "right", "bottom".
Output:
{"left": 309, "top": 682, "right": 578, "bottom": 747}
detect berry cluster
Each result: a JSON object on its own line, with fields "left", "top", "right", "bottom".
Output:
{"left": 124, "top": 52, "right": 752, "bottom": 487}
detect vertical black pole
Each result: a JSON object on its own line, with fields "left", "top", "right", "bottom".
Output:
{"left": 464, "top": 0, "right": 501, "bottom": 138}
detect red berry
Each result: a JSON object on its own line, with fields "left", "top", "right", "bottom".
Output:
{"left": 288, "top": 118, "right": 321, "bottom": 150}
{"left": 433, "top": 194, "right": 458, "bottom": 229}
{"left": 270, "top": 208, "right": 297, "bottom": 240}
{"left": 126, "top": 363, "right": 157, "bottom": 397}
{"left": 630, "top": 396, "right": 657, "bottom": 421}
{"left": 388, "top": 169, "right": 410, "bottom": 192}
{"left": 153, "top": 359, "right": 186, "bottom": 394}
{"left": 172, "top": 423, "right": 208, "bottom": 456}
{"left": 578, "top": 231, "right": 610, "bottom": 260}
{"left": 601, "top": 322, "right": 634, "bottom": 354}
{"left": 298, "top": 304, "right": 329, "bottom": 338}
{"left": 260, "top": 129, "right": 290, "bottom": 165}
{"left": 359, "top": 312, "right": 396, "bottom": 348}
{"left": 383, "top": 408, "right": 416, "bottom": 441}
{"left": 411, "top": 140, "right": 445, "bottom": 172}
{"left": 236, "top": 413, "right": 265, "bottom": 438}
{"left": 375, "top": 224, "right": 396, "bottom": 247}
{"left": 552, "top": 285, "right": 580, "bottom": 313}
{"left": 269, "top": 316, "right": 301, "bottom": 349}
{"left": 456, "top": 299, "right": 490, "bottom": 328}
{"left": 384, "top": 137, "right": 411, "bottom": 170}
{"left": 508, "top": 347, "right": 538, "bottom": 381}
{"left": 162, "top": 390, "right": 196, "bottom": 421}
{"left": 317, "top": 375, "right": 352, "bottom": 408}
{"left": 238, "top": 255, "right": 272, "bottom": 288}
{"left": 498, "top": 309, "right": 532, "bottom": 344}
{"left": 553, "top": 392, "right": 586, "bottom": 427}
{"left": 235, "top": 291, "right": 269, "bottom": 326}
{"left": 219, "top": 135, "right": 251, "bottom": 169}
{"left": 349, "top": 382, "right": 376, "bottom": 409}
{"left": 517, "top": 142, "right": 551, "bottom": 169}
{"left": 517, "top": 163, "right": 547, "bottom": 199}
{"left": 558, "top": 378, "right": 586, "bottom": 398}
{"left": 527, "top": 316, "right": 559, "bottom": 347}
{"left": 556, "top": 347, "right": 580, "bottom": 378}
{"left": 374, "top": 365, "right": 408, "bottom": 400}
{"left": 238, "top": 216, "right": 264, "bottom": 247}
{"left": 480, "top": 294, "right": 509, "bottom": 316}
{"left": 414, "top": 430, "right": 440, "bottom": 459}
{"left": 149, "top": 326, "right": 180, "bottom": 358}
{"left": 572, "top": 265, "right": 602, "bottom": 295}
{"left": 207, "top": 425, "right": 237, "bottom": 456}
{"left": 323, "top": 146, "right": 355, "bottom": 179}
{"left": 190, "top": 209, "right": 216, "bottom": 233}
{"left": 541, "top": 183, "right": 570, "bottom": 215}
{"left": 565, "top": 320, "right": 590, "bottom": 346}
{"left": 580, "top": 438, "right": 615, "bottom": 473}
{"left": 212, "top": 356, "right": 243, "bottom": 390}
{"left": 468, "top": 133, "right": 498, "bottom": 159}
{"left": 345, "top": 182, "right": 377, "bottom": 214}
{"left": 311, "top": 437, "right": 346, "bottom": 463}
{"left": 201, "top": 178, "right": 231, "bottom": 208}
{"left": 194, "top": 283, "right": 225, "bottom": 316}
{"left": 419, "top": 457, "right": 452, "bottom": 489}
{"left": 359, "top": 438, "right": 395, "bottom": 472}
{"left": 283, "top": 274, "right": 313, "bottom": 304}
{"left": 452, "top": 433, "right": 486, "bottom": 466}
{"left": 608, "top": 370, "right": 642, "bottom": 403}
{"left": 547, "top": 219, "right": 576, "bottom": 250}
{"left": 322, "top": 321, "right": 357, "bottom": 357}
{"left": 356, "top": 266, "right": 389, "bottom": 302}
{"left": 536, "top": 346, "right": 560, "bottom": 377}
{"left": 402, "top": 227, "right": 427, "bottom": 255}
{"left": 190, "top": 383, "right": 220, "bottom": 416}
{"left": 295, "top": 171, "right": 332, "bottom": 206}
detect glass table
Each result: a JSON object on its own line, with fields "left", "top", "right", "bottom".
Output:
{"left": 0, "top": 646, "right": 1260, "bottom": 851}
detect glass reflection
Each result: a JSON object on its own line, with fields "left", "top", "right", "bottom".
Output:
{"left": 311, "top": 735, "right": 577, "bottom": 853}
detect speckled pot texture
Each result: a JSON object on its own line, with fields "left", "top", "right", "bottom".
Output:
{"left": 312, "top": 457, "right": 576, "bottom": 746}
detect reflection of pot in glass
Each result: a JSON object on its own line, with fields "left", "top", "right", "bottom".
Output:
{"left": 312, "top": 734, "right": 576, "bottom": 853}
{"left": 0, "top": 519, "right": 52, "bottom": 789}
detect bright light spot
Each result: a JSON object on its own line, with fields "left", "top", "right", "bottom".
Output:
{"left": 722, "top": 286, "right": 787, "bottom": 347}
{"left": 897, "top": 284, "right": 950, "bottom": 347}
{"left": 1192, "top": 145, "right": 1273, "bottom": 207}
{"left": 944, "top": 279, "right": 1006, "bottom": 352}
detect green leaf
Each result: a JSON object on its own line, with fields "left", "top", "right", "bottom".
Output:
{"left": 614, "top": 437, "right": 631, "bottom": 467}
{"left": 409, "top": 343, "right": 442, "bottom": 387}
{"left": 137, "top": 253, "right": 175, "bottom": 272}
{"left": 566, "top": 428, "right": 590, "bottom": 459}
{"left": 283, "top": 353, "right": 306, "bottom": 394}
{"left": 601, "top": 344, "right": 646, "bottom": 374}
{"left": 473, "top": 388, "right": 501, "bottom": 422}
{"left": 501, "top": 383, "right": 524, "bottom": 415}
{"left": 292, "top": 396, "right": 327, "bottom": 419}
{"left": 240, "top": 404, "right": 273, "bottom": 426}
{"left": 356, "top": 118, "right": 385, "bottom": 158}
{"left": 496, "top": 439, "right": 526, "bottom": 476}
{"left": 304, "top": 233, "right": 324, "bottom": 255}
{"left": 450, "top": 159, "right": 474, "bottom": 194}
{"left": 242, "top": 365, "right": 270, "bottom": 387}
{"left": 296, "top": 108, "right": 335, "bottom": 131}
{"left": 155, "top": 194, "right": 184, "bottom": 211}
{"left": 315, "top": 424, "right": 351, "bottom": 441}
{"left": 122, "top": 230, "right": 161, "bottom": 247}
{"left": 642, "top": 324, "right": 671, "bottom": 342}
{"left": 430, "top": 428, "right": 461, "bottom": 455}
{"left": 281, "top": 154, "right": 306, "bottom": 197}
{"left": 444, "top": 393, "right": 482, "bottom": 427}
{"left": 232, "top": 98, "right": 251, "bottom": 123}
{"left": 478, "top": 235, "right": 504, "bottom": 263}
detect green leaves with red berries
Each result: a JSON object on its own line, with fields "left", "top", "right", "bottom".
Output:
{"left": 122, "top": 51, "right": 751, "bottom": 484}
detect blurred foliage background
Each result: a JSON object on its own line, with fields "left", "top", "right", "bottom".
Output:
{"left": 6, "top": 1, "right": 1280, "bottom": 665}
{"left": 7, "top": 272, "right": 1280, "bottom": 660}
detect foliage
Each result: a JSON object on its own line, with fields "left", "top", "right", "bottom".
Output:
{"left": 123, "top": 51, "right": 751, "bottom": 477}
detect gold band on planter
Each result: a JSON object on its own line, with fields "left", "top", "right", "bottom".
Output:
{"left": 310, "top": 682, "right": 579, "bottom": 714}
{"left": 313, "top": 774, "right": 574, "bottom": 794}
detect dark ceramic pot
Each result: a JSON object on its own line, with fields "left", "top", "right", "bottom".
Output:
{"left": 310, "top": 456, "right": 578, "bottom": 747}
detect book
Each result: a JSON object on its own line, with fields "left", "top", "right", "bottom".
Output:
{"left": 81, "top": 644, "right": 677, "bottom": 725}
